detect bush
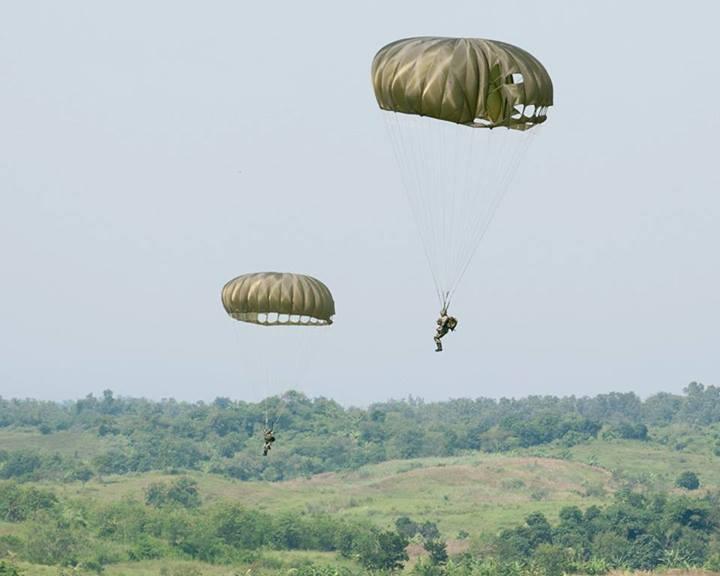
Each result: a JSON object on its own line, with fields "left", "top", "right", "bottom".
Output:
{"left": 128, "top": 536, "right": 166, "bottom": 560}
{"left": 0, "top": 451, "right": 42, "bottom": 481}
{"left": 0, "top": 482, "right": 58, "bottom": 522}
{"left": 0, "top": 535, "right": 22, "bottom": 558}
{"left": 145, "top": 477, "right": 201, "bottom": 508}
{"left": 424, "top": 539, "right": 448, "bottom": 565}
{"left": 354, "top": 529, "right": 408, "bottom": 571}
{"left": 705, "top": 552, "right": 720, "bottom": 571}
{"left": 23, "top": 513, "right": 87, "bottom": 565}
{"left": 0, "top": 560, "right": 22, "bottom": 576}
{"left": 583, "top": 482, "right": 607, "bottom": 498}
{"left": 533, "top": 543, "right": 574, "bottom": 575}
{"left": 602, "top": 422, "right": 648, "bottom": 441}
{"left": 675, "top": 471, "right": 700, "bottom": 490}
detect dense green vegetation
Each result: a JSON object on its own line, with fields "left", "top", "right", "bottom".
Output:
{"left": 3, "top": 383, "right": 720, "bottom": 575}
{"left": 2, "top": 382, "right": 720, "bottom": 483}
{"left": 0, "top": 476, "right": 409, "bottom": 573}
{"left": 3, "top": 474, "right": 720, "bottom": 575}
{"left": 412, "top": 492, "right": 720, "bottom": 575}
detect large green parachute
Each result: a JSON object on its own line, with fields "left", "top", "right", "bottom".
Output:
{"left": 221, "top": 272, "right": 335, "bottom": 326}
{"left": 372, "top": 37, "right": 553, "bottom": 311}
{"left": 372, "top": 37, "right": 553, "bottom": 129}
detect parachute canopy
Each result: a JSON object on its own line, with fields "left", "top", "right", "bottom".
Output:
{"left": 221, "top": 272, "right": 335, "bottom": 326}
{"left": 372, "top": 37, "right": 553, "bottom": 129}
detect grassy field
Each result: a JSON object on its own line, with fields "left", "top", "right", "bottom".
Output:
{"left": 12, "top": 562, "right": 720, "bottom": 576}
{"left": 30, "top": 431, "right": 720, "bottom": 542}
{"left": 14, "top": 551, "right": 357, "bottom": 576}
{"left": 47, "top": 453, "right": 614, "bottom": 540}
{"left": 525, "top": 430, "right": 720, "bottom": 493}
{"left": 8, "top": 429, "right": 720, "bottom": 575}
{"left": 38, "top": 427, "right": 720, "bottom": 530}
{"left": 0, "top": 428, "right": 127, "bottom": 458}
{"left": 13, "top": 562, "right": 720, "bottom": 576}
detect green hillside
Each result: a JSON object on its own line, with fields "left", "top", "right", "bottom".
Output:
{"left": 47, "top": 453, "right": 612, "bottom": 538}
{"left": 6, "top": 436, "right": 720, "bottom": 575}
{"left": 3, "top": 388, "right": 720, "bottom": 575}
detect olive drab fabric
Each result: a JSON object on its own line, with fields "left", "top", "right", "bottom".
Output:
{"left": 221, "top": 272, "right": 335, "bottom": 326}
{"left": 372, "top": 37, "right": 553, "bottom": 129}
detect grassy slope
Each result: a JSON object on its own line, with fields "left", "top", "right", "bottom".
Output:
{"left": 24, "top": 432, "right": 720, "bottom": 538}
{"left": 51, "top": 454, "right": 611, "bottom": 539}
{"left": 0, "top": 428, "right": 127, "bottom": 458}
{"left": 8, "top": 427, "right": 720, "bottom": 574}
{"left": 14, "top": 563, "right": 720, "bottom": 576}
{"left": 527, "top": 432, "right": 720, "bottom": 492}
{"left": 14, "top": 552, "right": 356, "bottom": 576}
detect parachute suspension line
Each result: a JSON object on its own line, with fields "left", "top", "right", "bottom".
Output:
{"left": 441, "top": 124, "right": 535, "bottom": 302}
{"left": 425, "top": 115, "right": 448, "bottom": 306}
{"left": 444, "top": 116, "right": 472, "bottom": 303}
{"left": 446, "top": 124, "right": 496, "bottom": 300}
{"left": 442, "top": 123, "right": 477, "bottom": 310}
{"left": 386, "top": 113, "right": 450, "bottom": 305}
{"left": 385, "top": 113, "right": 444, "bottom": 306}
{"left": 422, "top": 115, "right": 456, "bottom": 306}
{"left": 271, "top": 395, "right": 288, "bottom": 432}
{"left": 430, "top": 119, "right": 444, "bottom": 305}
{"left": 416, "top": 114, "right": 447, "bottom": 307}
{"left": 448, "top": 128, "right": 537, "bottom": 298}
{"left": 384, "top": 112, "right": 539, "bottom": 307}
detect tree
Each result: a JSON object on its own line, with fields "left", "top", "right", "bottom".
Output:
{"left": 419, "top": 521, "right": 441, "bottom": 541}
{"left": 145, "top": 478, "right": 201, "bottom": 508}
{"left": 355, "top": 529, "right": 408, "bottom": 572}
{"left": 525, "top": 512, "right": 553, "bottom": 547}
{"left": 424, "top": 539, "right": 448, "bottom": 565}
{"left": 213, "top": 505, "right": 269, "bottom": 549}
{"left": 675, "top": 471, "right": 700, "bottom": 490}
{"left": 166, "top": 477, "right": 201, "bottom": 508}
{"left": 624, "top": 534, "right": 664, "bottom": 570}
{"left": 144, "top": 483, "right": 167, "bottom": 508}
{"left": 0, "top": 482, "right": 57, "bottom": 522}
{"left": 0, "top": 451, "right": 42, "bottom": 480}
{"left": 533, "top": 543, "right": 573, "bottom": 575}
{"left": 603, "top": 422, "right": 648, "bottom": 441}
{"left": 395, "top": 516, "right": 418, "bottom": 538}
{"left": 23, "top": 513, "right": 86, "bottom": 565}
{"left": 0, "top": 560, "right": 22, "bottom": 576}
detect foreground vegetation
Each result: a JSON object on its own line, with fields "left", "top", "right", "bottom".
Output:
{"left": 3, "top": 383, "right": 720, "bottom": 574}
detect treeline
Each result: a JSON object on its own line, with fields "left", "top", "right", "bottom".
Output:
{"left": 0, "top": 477, "right": 407, "bottom": 573}
{"left": 1, "top": 383, "right": 719, "bottom": 482}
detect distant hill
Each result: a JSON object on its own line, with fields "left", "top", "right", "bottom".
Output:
{"left": 3, "top": 387, "right": 720, "bottom": 575}
{"left": 1, "top": 382, "right": 720, "bottom": 484}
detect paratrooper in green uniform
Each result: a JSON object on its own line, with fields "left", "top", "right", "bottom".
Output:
{"left": 434, "top": 310, "right": 458, "bottom": 352}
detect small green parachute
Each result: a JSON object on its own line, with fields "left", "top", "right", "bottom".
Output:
{"left": 221, "top": 272, "right": 335, "bottom": 326}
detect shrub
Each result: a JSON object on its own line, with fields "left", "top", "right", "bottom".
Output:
{"left": 675, "top": 471, "right": 700, "bottom": 490}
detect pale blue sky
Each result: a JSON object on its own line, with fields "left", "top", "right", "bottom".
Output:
{"left": 1, "top": 1, "right": 718, "bottom": 404}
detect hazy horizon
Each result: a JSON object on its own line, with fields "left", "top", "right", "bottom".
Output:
{"left": 0, "top": 384, "right": 703, "bottom": 410}
{"left": 1, "top": 1, "right": 718, "bottom": 405}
